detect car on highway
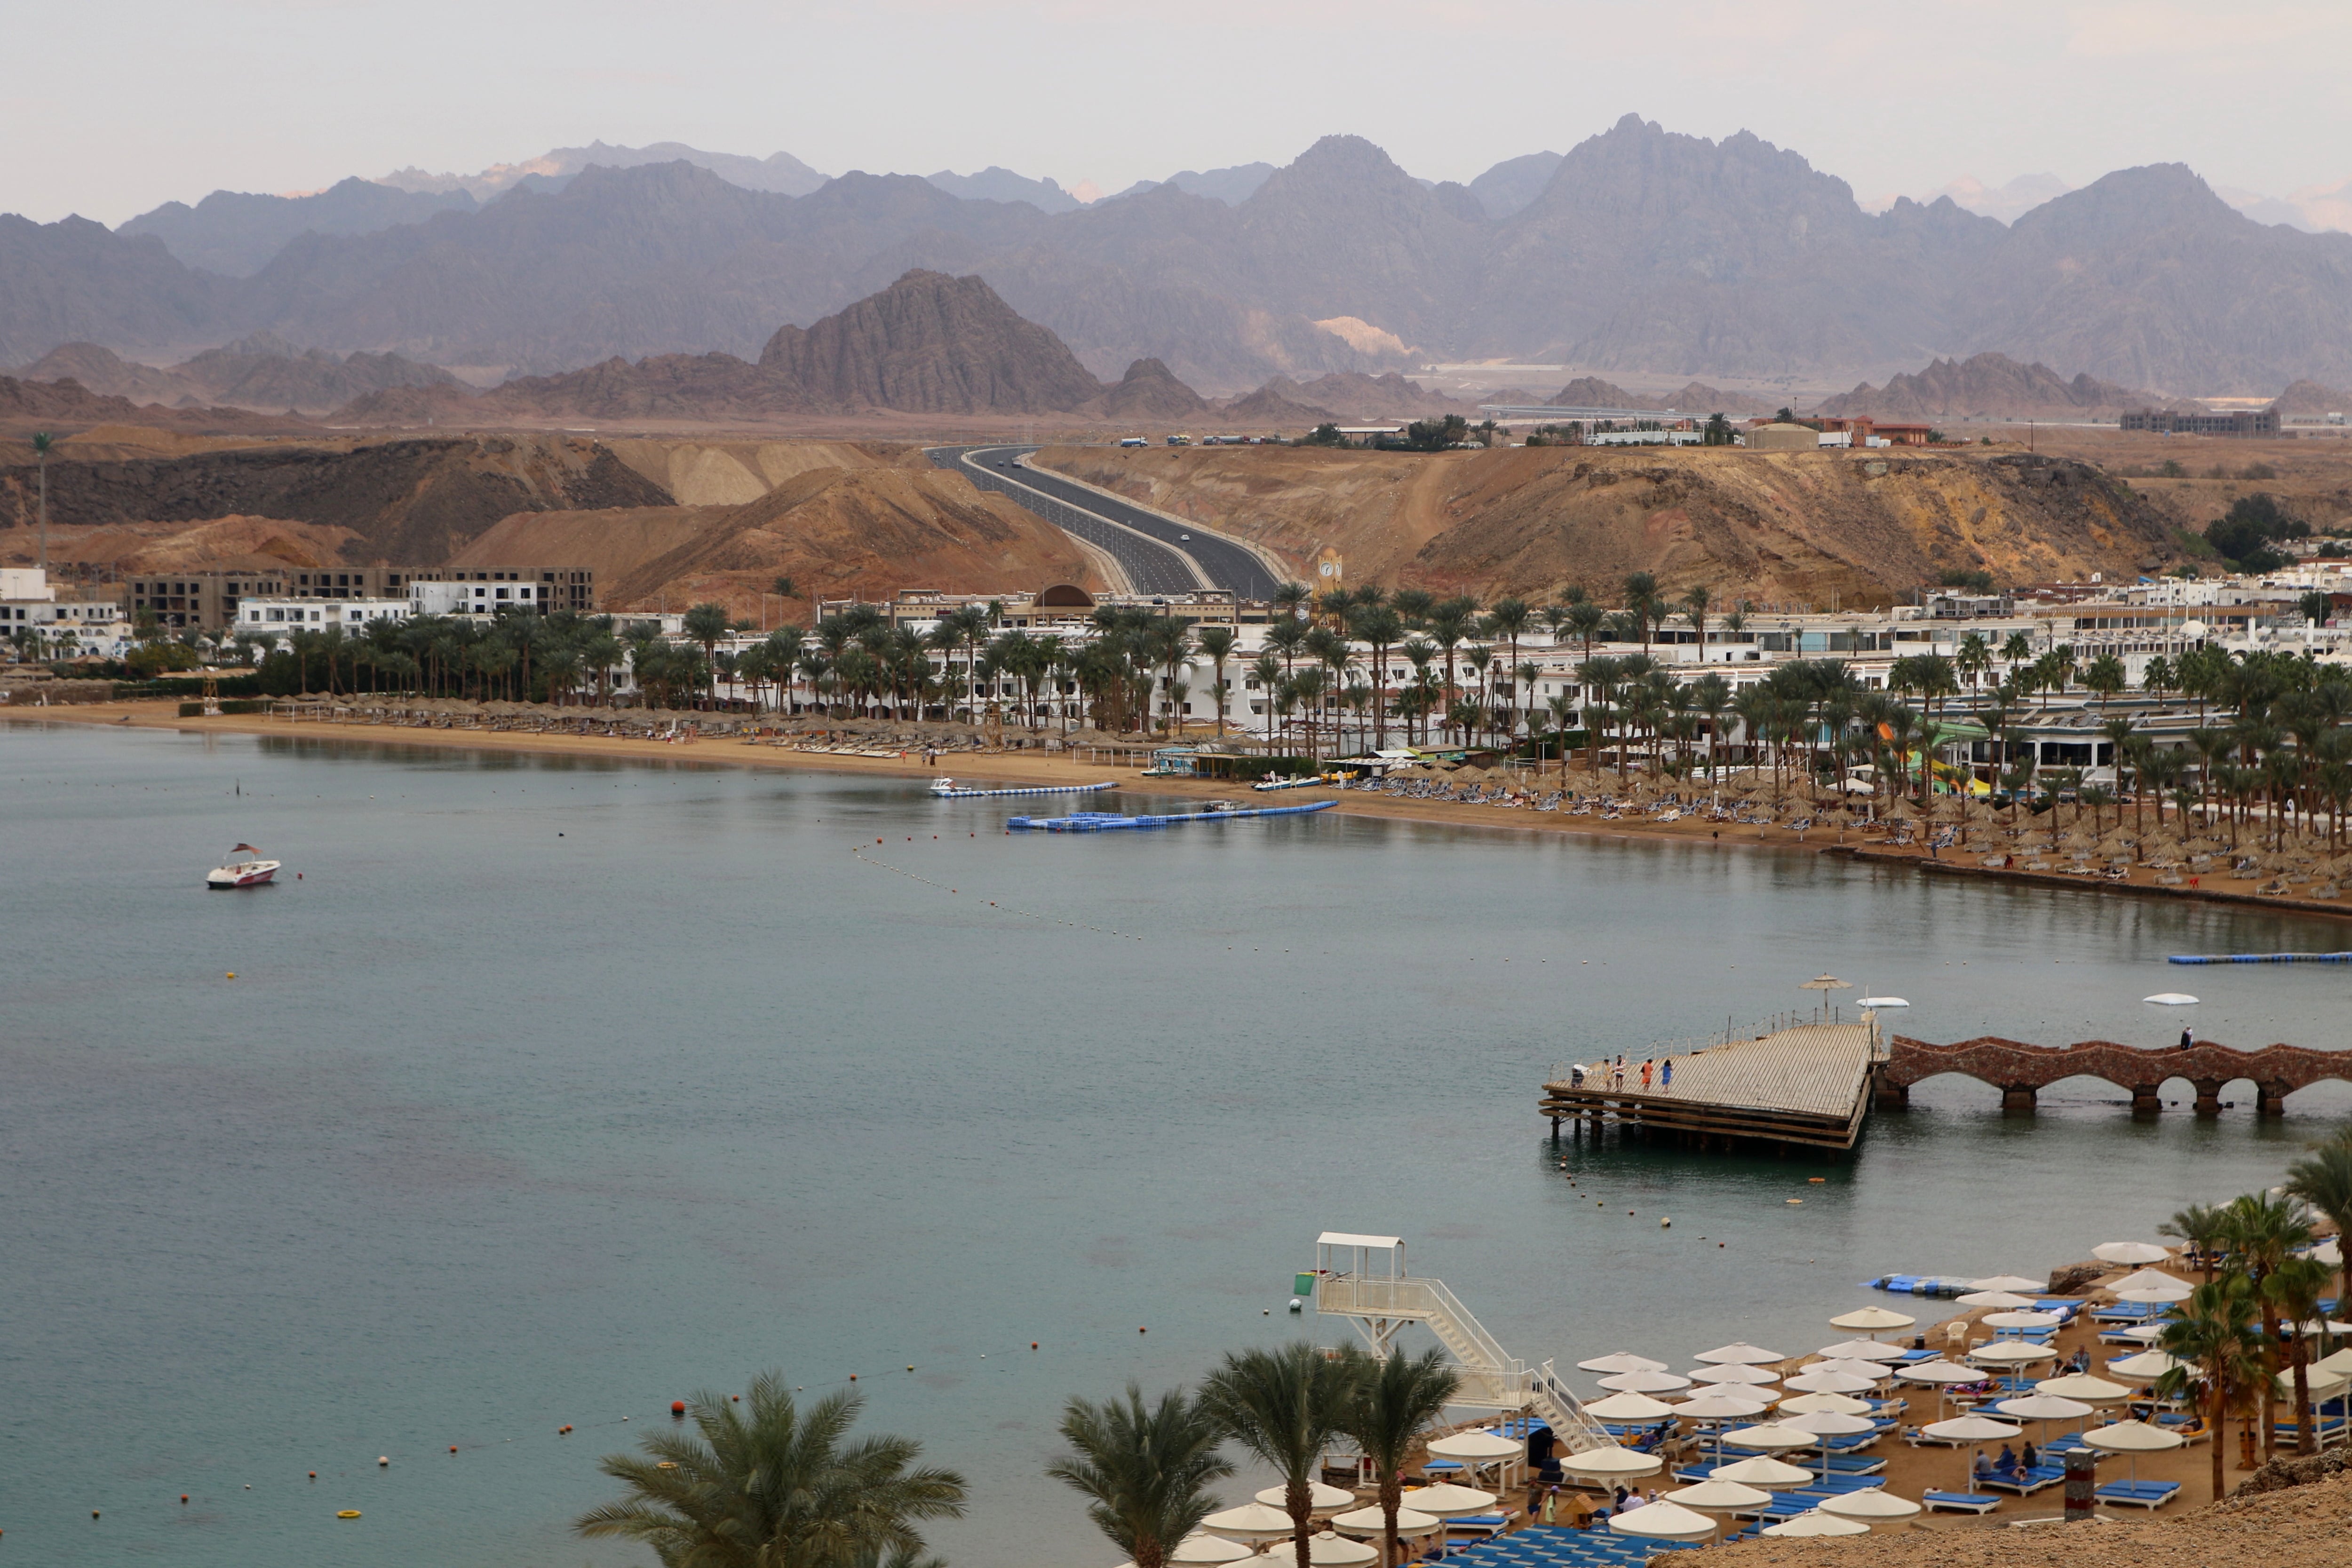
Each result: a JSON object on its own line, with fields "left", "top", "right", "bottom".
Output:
{"left": 1179, "top": 533, "right": 1192, "bottom": 541}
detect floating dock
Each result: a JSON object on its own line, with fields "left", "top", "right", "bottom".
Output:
{"left": 1541, "top": 1023, "right": 1881, "bottom": 1152}
{"left": 2168, "top": 951, "right": 2352, "bottom": 964}
{"left": 932, "top": 780, "right": 1117, "bottom": 799}
{"left": 1007, "top": 800, "right": 1336, "bottom": 832}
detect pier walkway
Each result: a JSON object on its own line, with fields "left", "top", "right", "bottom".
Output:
{"left": 1540, "top": 1023, "right": 1880, "bottom": 1152}
{"left": 1880, "top": 1035, "right": 2352, "bottom": 1114}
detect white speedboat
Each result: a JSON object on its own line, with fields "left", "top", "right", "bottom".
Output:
{"left": 930, "top": 777, "right": 960, "bottom": 796}
{"left": 207, "top": 844, "right": 280, "bottom": 889}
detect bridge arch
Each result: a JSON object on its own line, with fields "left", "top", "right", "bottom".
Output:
{"left": 1879, "top": 1036, "right": 2348, "bottom": 1116}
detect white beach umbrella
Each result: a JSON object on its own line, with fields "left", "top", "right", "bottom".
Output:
{"left": 1663, "top": 1479, "right": 1771, "bottom": 1513}
{"left": 1923, "top": 1415, "right": 2020, "bottom": 1442}
{"left": 2317, "top": 1347, "right": 2352, "bottom": 1379}
{"left": 1596, "top": 1369, "right": 1692, "bottom": 1394}
{"left": 1551, "top": 1447, "right": 1661, "bottom": 1480}
{"left": 1255, "top": 1484, "right": 1357, "bottom": 1513}
{"left": 1394, "top": 1484, "right": 1496, "bottom": 1518}
{"left": 1814, "top": 1339, "right": 1907, "bottom": 1363}
{"left": 2316, "top": 1239, "right": 2343, "bottom": 1266}
{"left": 1717, "top": 1422, "right": 1820, "bottom": 1452}
{"left": 1576, "top": 1352, "right": 1669, "bottom": 1375}
{"left": 1784, "top": 1369, "right": 1877, "bottom": 1394}
{"left": 1981, "top": 1310, "right": 2065, "bottom": 1330}
{"left": 1966, "top": 1275, "right": 2047, "bottom": 1294}
{"left": 1327, "top": 1507, "right": 1440, "bottom": 1541}
{"left": 1606, "top": 1500, "right": 1716, "bottom": 1542}
{"left": 2108, "top": 1268, "right": 2185, "bottom": 1293}
{"left": 1673, "top": 1388, "right": 1771, "bottom": 1419}
{"left": 1994, "top": 1393, "right": 2094, "bottom": 1422}
{"left": 1692, "top": 1341, "right": 1786, "bottom": 1366}
{"left": 2114, "top": 1322, "right": 2169, "bottom": 1345}
{"left": 1778, "top": 1391, "right": 1873, "bottom": 1416}
{"left": 2093, "top": 1242, "right": 2173, "bottom": 1265}
{"left": 2106, "top": 1350, "right": 2185, "bottom": 1380}
{"left": 2083, "top": 1417, "right": 2185, "bottom": 1488}
{"left": 1970, "top": 1341, "right": 2059, "bottom": 1367}
{"left": 1708, "top": 1455, "right": 1816, "bottom": 1486}
{"left": 1689, "top": 1363, "right": 1780, "bottom": 1386}
{"left": 1251, "top": 1532, "right": 1376, "bottom": 1568}
{"left": 1583, "top": 1392, "right": 1684, "bottom": 1421}
{"left": 1423, "top": 1430, "right": 1521, "bottom": 1462}
{"left": 1894, "top": 1360, "right": 1980, "bottom": 1385}
{"left": 1828, "top": 1306, "right": 1915, "bottom": 1334}
{"left": 2034, "top": 1373, "right": 2133, "bottom": 1403}
{"left": 1955, "top": 1290, "right": 2040, "bottom": 1309}
{"left": 1760, "top": 1512, "right": 1869, "bottom": 1538}
{"left": 1171, "top": 1534, "right": 1258, "bottom": 1564}
{"left": 2142, "top": 993, "right": 2199, "bottom": 1005}
{"left": 1817, "top": 1488, "right": 1921, "bottom": 1523}
{"left": 1777, "top": 1411, "right": 1877, "bottom": 1438}
{"left": 1807, "top": 1358, "right": 1894, "bottom": 1381}
{"left": 2116, "top": 1283, "right": 2193, "bottom": 1305}
{"left": 1202, "top": 1504, "right": 1300, "bottom": 1543}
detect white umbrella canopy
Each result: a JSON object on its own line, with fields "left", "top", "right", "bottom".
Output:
{"left": 1970, "top": 1341, "right": 2060, "bottom": 1367}
{"left": 1829, "top": 1306, "right": 1916, "bottom": 1332}
{"left": 2316, "top": 1239, "right": 2344, "bottom": 1266}
{"left": 1776, "top": 1411, "right": 1877, "bottom": 1439}
{"left": 1583, "top": 1392, "right": 1684, "bottom": 1420}
{"left": 1253, "top": 1533, "right": 1377, "bottom": 1568}
{"left": 1994, "top": 1393, "right": 2095, "bottom": 1422}
{"left": 1817, "top": 1488, "right": 1922, "bottom": 1522}
{"left": 1674, "top": 1389, "right": 1772, "bottom": 1420}
{"left": 1664, "top": 1479, "right": 1772, "bottom": 1512}
{"left": 2317, "top": 1347, "right": 2352, "bottom": 1379}
{"left": 1423, "top": 1430, "right": 1521, "bottom": 1462}
{"left": 1689, "top": 1363, "right": 1780, "bottom": 1386}
{"left": 2279, "top": 1366, "right": 2352, "bottom": 1400}
{"left": 1981, "top": 1310, "right": 2066, "bottom": 1330}
{"left": 1717, "top": 1422, "right": 1821, "bottom": 1452}
{"left": 1693, "top": 1341, "right": 1787, "bottom": 1366}
{"left": 1967, "top": 1275, "right": 2048, "bottom": 1294}
{"left": 2108, "top": 1268, "right": 2185, "bottom": 1293}
{"left": 1814, "top": 1339, "right": 1907, "bottom": 1363}
{"left": 2082, "top": 1419, "right": 2185, "bottom": 1454}
{"left": 1761, "top": 1512, "right": 1870, "bottom": 1538}
{"left": 1394, "top": 1484, "right": 1496, "bottom": 1518}
{"left": 1606, "top": 1500, "right": 1717, "bottom": 1542}
{"left": 1202, "top": 1504, "right": 1300, "bottom": 1542}
{"left": 1597, "top": 1369, "right": 1693, "bottom": 1394}
{"left": 2106, "top": 1350, "right": 2186, "bottom": 1380}
{"left": 1895, "top": 1361, "right": 1982, "bottom": 1386}
{"left": 2093, "top": 1242, "right": 2173, "bottom": 1265}
{"left": 1778, "top": 1391, "right": 1874, "bottom": 1416}
{"left": 2114, "top": 1323, "right": 2169, "bottom": 1345}
{"left": 1955, "top": 1290, "right": 2040, "bottom": 1309}
{"left": 2036, "top": 1373, "right": 2134, "bottom": 1403}
{"left": 1786, "top": 1369, "right": 1880, "bottom": 1394}
{"left": 1551, "top": 1447, "right": 1662, "bottom": 1480}
{"left": 1922, "top": 1415, "right": 2022, "bottom": 1442}
{"left": 1171, "top": 1535, "right": 1258, "bottom": 1565}
{"left": 2115, "top": 1284, "right": 2193, "bottom": 1305}
{"left": 1577, "top": 1352, "right": 1669, "bottom": 1375}
{"left": 1327, "top": 1507, "right": 1440, "bottom": 1540}
{"left": 1808, "top": 1358, "right": 1894, "bottom": 1380}
{"left": 1708, "top": 1456, "right": 1816, "bottom": 1486}
{"left": 1255, "top": 1484, "right": 1358, "bottom": 1512}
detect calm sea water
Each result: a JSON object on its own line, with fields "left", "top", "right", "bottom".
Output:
{"left": 5, "top": 722, "right": 2349, "bottom": 1568}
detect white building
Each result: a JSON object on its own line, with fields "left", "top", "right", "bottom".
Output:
{"left": 241, "top": 597, "right": 413, "bottom": 631}
{"left": 409, "top": 579, "right": 564, "bottom": 616}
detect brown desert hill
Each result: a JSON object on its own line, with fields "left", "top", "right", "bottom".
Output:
{"left": 1665, "top": 382, "right": 1776, "bottom": 417}
{"left": 483, "top": 352, "right": 812, "bottom": 422}
{"left": 12, "top": 342, "right": 198, "bottom": 405}
{"left": 1221, "top": 383, "right": 1338, "bottom": 426}
{"left": 1270, "top": 372, "right": 1462, "bottom": 421}
{"left": 1095, "top": 358, "right": 1209, "bottom": 420}
{"left": 0, "top": 374, "right": 307, "bottom": 437}
{"left": 759, "top": 270, "right": 1103, "bottom": 414}
{"left": 0, "top": 433, "right": 669, "bottom": 564}
{"left": 0, "top": 514, "right": 363, "bottom": 577}
{"left": 455, "top": 462, "right": 1097, "bottom": 618}
{"left": 1035, "top": 443, "right": 2179, "bottom": 607}
{"left": 16, "top": 334, "right": 466, "bottom": 414}
{"left": 328, "top": 384, "right": 485, "bottom": 426}
{"left": 2272, "top": 379, "right": 2352, "bottom": 415}
{"left": 1548, "top": 376, "right": 1641, "bottom": 407}
{"left": 1815, "top": 350, "right": 2158, "bottom": 421}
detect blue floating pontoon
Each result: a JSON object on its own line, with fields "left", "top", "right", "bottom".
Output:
{"left": 1007, "top": 800, "right": 1337, "bottom": 832}
{"left": 2168, "top": 951, "right": 2352, "bottom": 964}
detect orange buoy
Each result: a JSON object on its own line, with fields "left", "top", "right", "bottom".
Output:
{"left": 378, "top": 1457, "right": 389, "bottom": 1467}
{"left": 849, "top": 1373, "right": 857, "bottom": 1381}
{"left": 450, "top": 1445, "right": 459, "bottom": 1453}
{"left": 671, "top": 1401, "right": 686, "bottom": 1417}
{"left": 182, "top": 1495, "right": 189, "bottom": 1503}
{"left": 1139, "top": 1326, "right": 1147, "bottom": 1333}
{"left": 1031, "top": 1341, "right": 1038, "bottom": 1349}
{"left": 559, "top": 1425, "right": 572, "bottom": 1434}
{"left": 309, "top": 1472, "right": 317, "bottom": 1480}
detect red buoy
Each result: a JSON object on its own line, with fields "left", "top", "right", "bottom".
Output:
{"left": 671, "top": 1401, "right": 686, "bottom": 1417}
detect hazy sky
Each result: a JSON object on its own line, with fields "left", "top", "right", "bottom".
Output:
{"left": 9, "top": 0, "right": 2351, "bottom": 225}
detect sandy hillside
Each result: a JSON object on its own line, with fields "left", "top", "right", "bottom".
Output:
{"left": 0, "top": 515, "right": 362, "bottom": 576}
{"left": 599, "top": 438, "right": 922, "bottom": 505}
{"left": 1038, "top": 443, "right": 2183, "bottom": 605}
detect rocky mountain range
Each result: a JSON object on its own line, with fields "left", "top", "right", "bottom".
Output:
{"left": 15, "top": 117, "right": 2352, "bottom": 396}
{"left": 11, "top": 332, "right": 461, "bottom": 413}
{"left": 1813, "top": 352, "right": 2158, "bottom": 421}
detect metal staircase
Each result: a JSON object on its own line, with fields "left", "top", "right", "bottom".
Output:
{"left": 1311, "top": 1233, "right": 1611, "bottom": 1453}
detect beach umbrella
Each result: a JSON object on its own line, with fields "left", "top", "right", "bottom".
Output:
{"left": 1689, "top": 1363, "right": 1780, "bottom": 1386}
{"left": 1256, "top": 1484, "right": 1357, "bottom": 1512}
{"left": 1784, "top": 1370, "right": 1877, "bottom": 1394}
{"left": 1760, "top": 1512, "right": 1869, "bottom": 1538}
{"left": 1254, "top": 1532, "right": 1376, "bottom": 1567}
{"left": 1394, "top": 1484, "right": 1496, "bottom": 1518}
{"left": 2115, "top": 1323, "right": 2169, "bottom": 1345}
{"left": 1596, "top": 1370, "right": 1692, "bottom": 1394}
{"left": 1693, "top": 1341, "right": 1786, "bottom": 1366}
{"left": 1674, "top": 1388, "right": 1771, "bottom": 1424}
{"left": 1923, "top": 1413, "right": 2021, "bottom": 1492}
{"left": 1708, "top": 1455, "right": 1816, "bottom": 1487}
{"left": 1778, "top": 1391, "right": 1873, "bottom": 1416}
{"left": 2115, "top": 1284, "right": 2192, "bottom": 1305}
{"left": 1814, "top": 1339, "right": 1907, "bottom": 1363}
{"left": 1577, "top": 1352, "right": 1669, "bottom": 1375}
{"left": 1552, "top": 1446, "right": 1661, "bottom": 1480}
{"left": 1981, "top": 1310, "right": 2065, "bottom": 1330}
{"left": 1170, "top": 1534, "right": 1258, "bottom": 1564}
{"left": 1817, "top": 1488, "right": 1922, "bottom": 1526}
{"left": 2034, "top": 1373, "right": 2133, "bottom": 1403}
{"left": 2082, "top": 1418, "right": 2185, "bottom": 1488}
{"left": 1828, "top": 1306, "right": 1915, "bottom": 1334}
{"left": 1994, "top": 1393, "right": 2093, "bottom": 1423}
{"left": 2310, "top": 1239, "right": 2341, "bottom": 1265}
{"left": 2109, "top": 1268, "right": 2185, "bottom": 1293}
{"left": 1605, "top": 1500, "right": 1716, "bottom": 1542}
{"left": 1955, "top": 1290, "right": 2039, "bottom": 1309}
{"left": 1583, "top": 1392, "right": 1684, "bottom": 1420}
{"left": 1663, "top": 1478, "right": 1771, "bottom": 1514}
{"left": 1970, "top": 1341, "right": 2059, "bottom": 1368}
{"left": 2106, "top": 1350, "right": 2185, "bottom": 1380}
{"left": 1717, "top": 1422, "right": 1819, "bottom": 1452}
{"left": 1424, "top": 1430, "right": 1520, "bottom": 1463}
{"left": 2316, "top": 1347, "right": 2352, "bottom": 1379}
{"left": 1201, "top": 1504, "right": 1297, "bottom": 1542}
{"left": 2143, "top": 993, "right": 2199, "bottom": 1005}
{"left": 1897, "top": 1360, "right": 1981, "bottom": 1385}
{"left": 2093, "top": 1242, "right": 2172, "bottom": 1265}
{"left": 1327, "top": 1507, "right": 1439, "bottom": 1540}
{"left": 1807, "top": 1358, "right": 1894, "bottom": 1381}
{"left": 1778, "top": 1411, "right": 1876, "bottom": 1438}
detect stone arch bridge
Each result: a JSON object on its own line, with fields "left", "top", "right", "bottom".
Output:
{"left": 1880, "top": 1035, "right": 2352, "bottom": 1115}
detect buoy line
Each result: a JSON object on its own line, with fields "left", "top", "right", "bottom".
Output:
{"left": 849, "top": 845, "right": 1144, "bottom": 940}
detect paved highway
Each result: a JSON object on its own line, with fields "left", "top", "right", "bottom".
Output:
{"left": 928, "top": 445, "right": 1282, "bottom": 600}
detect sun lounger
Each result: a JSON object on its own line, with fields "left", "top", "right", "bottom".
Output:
{"left": 1923, "top": 1490, "right": 2001, "bottom": 1514}
{"left": 1979, "top": 1464, "right": 2065, "bottom": 1495}
{"left": 2094, "top": 1479, "right": 2180, "bottom": 1509}
{"left": 1815, "top": 1453, "right": 1888, "bottom": 1474}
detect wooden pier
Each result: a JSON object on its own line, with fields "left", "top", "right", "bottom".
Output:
{"left": 1541, "top": 1023, "right": 1881, "bottom": 1153}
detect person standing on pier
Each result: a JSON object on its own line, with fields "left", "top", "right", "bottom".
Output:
{"left": 2180, "top": 1025, "right": 2194, "bottom": 1050}
{"left": 1661, "top": 1059, "right": 1673, "bottom": 1089}
{"left": 1640, "top": 1059, "right": 1653, "bottom": 1090}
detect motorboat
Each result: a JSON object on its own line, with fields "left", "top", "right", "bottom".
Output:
{"left": 207, "top": 843, "right": 280, "bottom": 889}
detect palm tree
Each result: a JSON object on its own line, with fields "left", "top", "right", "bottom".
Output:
{"left": 1621, "top": 572, "right": 1660, "bottom": 654}
{"left": 1197, "top": 625, "right": 1238, "bottom": 737}
{"left": 1351, "top": 607, "right": 1404, "bottom": 749}
{"left": 2220, "top": 1190, "right": 2314, "bottom": 1455}
{"left": 2265, "top": 1257, "right": 2336, "bottom": 1455}
{"left": 2160, "top": 1203, "right": 2232, "bottom": 1283}
{"left": 1048, "top": 1385, "right": 1235, "bottom": 1568}
{"left": 576, "top": 1374, "right": 967, "bottom": 1568}
{"left": 1202, "top": 1344, "right": 1363, "bottom": 1568}
{"left": 2283, "top": 1130, "right": 2352, "bottom": 1315}
{"left": 2157, "top": 1274, "right": 2262, "bottom": 1502}
{"left": 1343, "top": 1350, "right": 1461, "bottom": 1568}
{"left": 1565, "top": 601, "right": 1607, "bottom": 666}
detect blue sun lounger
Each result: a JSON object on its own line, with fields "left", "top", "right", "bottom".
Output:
{"left": 2095, "top": 1478, "right": 2181, "bottom": 1508}
{"left": 1923, "top": 1489, "right": 2001, "bottom": 1514}
{"left": 1980, "top": 1464, "right": 2066, "bottom": 1495}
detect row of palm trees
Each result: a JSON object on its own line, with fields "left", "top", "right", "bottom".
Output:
{"left": 576, "top": 1345, "right": 1464, "bottom": 1568}
{"left": 2153, "top": 1125, "right": 2352, "bottom": 1500}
